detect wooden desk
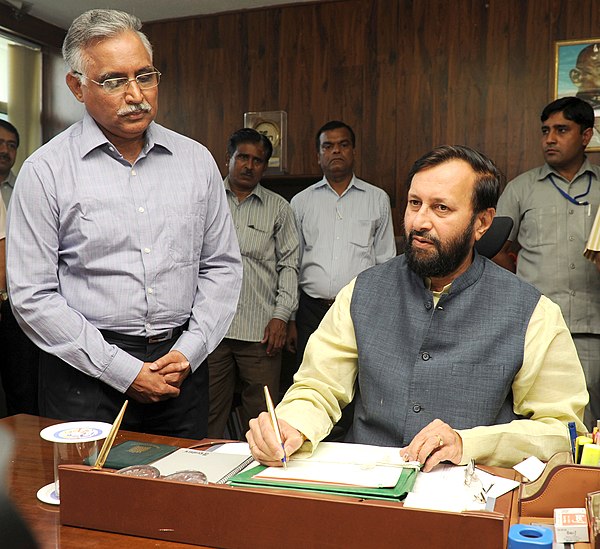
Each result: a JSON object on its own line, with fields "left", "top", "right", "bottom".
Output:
{"left": 3, "top": 414, "right": 204, "bottom": 549}
{"left": 4, "top": 414, "right": 518, "bottom": 549}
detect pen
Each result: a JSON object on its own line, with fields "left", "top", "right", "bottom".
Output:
{"left": 264, "top": 385, "right": 287, "bottom": 469}
{"left": 93, "top": 400, "right": 128, "bottom": 469}
{"left": 568, "top": 421, "right": 577, "bottom": 461}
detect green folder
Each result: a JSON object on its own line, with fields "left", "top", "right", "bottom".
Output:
{"left": 228, "top": 464, "right": 418, "bottom": 501}
{"left": 94, "top": 440, "right": 179, "bottom": 469}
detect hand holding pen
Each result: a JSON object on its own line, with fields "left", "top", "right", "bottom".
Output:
{"left": 264, "top": 386, "right": 287, "bottom": 468}
{"left": 246, "top": 400, "right": 305, "bottom": 467}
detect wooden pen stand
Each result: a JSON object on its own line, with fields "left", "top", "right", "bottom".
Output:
{"left": 59, "top": 464, "right": 514, "bottom": 549}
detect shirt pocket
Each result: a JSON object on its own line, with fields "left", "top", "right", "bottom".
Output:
{"left": 239, "top": 219, "right": 273, "bottom": 262}
{"left": 349, "top": 219, "right": 376, "bottom": 248}
{"left": 520, "top": 205, "right": 558, "bottom": 248}
{"left": 165, "top": 201, "right": 205, "bottom": 265}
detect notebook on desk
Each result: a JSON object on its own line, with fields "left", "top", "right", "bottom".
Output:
{"left": 150, "top": 448, "right": 255, "bottom": 484}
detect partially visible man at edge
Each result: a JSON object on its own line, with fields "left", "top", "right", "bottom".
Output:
{"left": 6, "top": 9, "right": 242, "bottom": 438}
{"left": 495, "top": 97, "right": 600, "bottom": 429}
{"left": 0, "top": 120, "right": 40, "bottom": 417}
{"left": 248, "top": 145, "right": 587, "bottom": 471}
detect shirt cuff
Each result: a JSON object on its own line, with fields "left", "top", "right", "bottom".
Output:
{"left": 98, "top": 346, "right": 144, "bottom": 393}
{"left": 173, "top": 331, "right": 208, "bottom": 370}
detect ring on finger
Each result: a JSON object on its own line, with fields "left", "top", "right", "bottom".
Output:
{"left": 436, "top": 435, "right": 443, "bottom": 448}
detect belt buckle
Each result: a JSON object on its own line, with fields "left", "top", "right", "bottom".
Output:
{"left": 148, "top": 329, "right": 173, "bottom": 344}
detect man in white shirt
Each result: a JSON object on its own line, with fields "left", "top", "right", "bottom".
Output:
{"left": 286, "top": 120, "right": 396, "bottom": 367}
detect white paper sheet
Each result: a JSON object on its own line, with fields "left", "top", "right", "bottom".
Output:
{"left": 253, "top": 442, "right": 418, "bottom": 488}
{"left": 403, "top": 463, "right": 519, "bottom": 512}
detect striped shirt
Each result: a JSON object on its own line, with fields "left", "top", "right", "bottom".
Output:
{"left": 224, "top": 178, "right": 299, "bottom": 341}
{"left": 291, "top": 175, "right": 396, "bottom": 300}
{"left": 6, "top": 111, "right": 242, "bottom": 392}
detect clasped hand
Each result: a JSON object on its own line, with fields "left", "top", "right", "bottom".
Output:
{"left": 126, "top": 350, "right": 191, "bottom": 403}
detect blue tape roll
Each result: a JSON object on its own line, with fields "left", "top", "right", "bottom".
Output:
{"left": 507, "top": 524, "right": 553, "bottom": 548}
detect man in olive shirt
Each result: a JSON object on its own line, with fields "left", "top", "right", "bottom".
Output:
{"left": 495, "top": 97, "right": 600, "bottom": 428}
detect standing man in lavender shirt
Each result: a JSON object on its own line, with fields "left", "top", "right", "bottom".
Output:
{"left": 6, "top": 9, "right": 242, "bottom": 438}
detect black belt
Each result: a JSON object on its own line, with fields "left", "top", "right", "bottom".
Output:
{"left": 302, "top": 291, "right": 335, "bottom": 308}
{"left": 100, "top": 323, "right": 188, "bottom": 345}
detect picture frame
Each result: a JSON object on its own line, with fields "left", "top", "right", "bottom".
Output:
{"left": 554, "top": 38, "right": 600, "bottom": 152}
{"left": 243, "top": 110, "right": 288, "bottom": 174}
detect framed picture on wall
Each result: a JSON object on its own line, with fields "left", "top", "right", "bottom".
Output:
{"left": 243, "top": 111, "right": 288, "bottom": 174}
{"left": 554, "top": 38, "right": 600, "bottom": 152}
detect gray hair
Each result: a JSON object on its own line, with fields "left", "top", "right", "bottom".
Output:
{"left": 62, "top": 9, "right": 153, "bottom": 74}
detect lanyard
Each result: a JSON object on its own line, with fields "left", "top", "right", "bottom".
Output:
{"left": 547, "top": 173, "right": 592, "bottom": 206}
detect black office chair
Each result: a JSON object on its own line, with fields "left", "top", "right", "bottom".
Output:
{"left": 475, "top": 216, "right": 513, "bottom": 259}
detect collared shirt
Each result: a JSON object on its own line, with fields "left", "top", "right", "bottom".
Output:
{"left": 1, "top": 170, "right": 15, "bottom": 209}
{"left": 7, "top": 111, "right": 242, "bottom": 393}
{"left": 224, "top": 177, "right": 299, "bottom": 341}
{"left": 276, "top": 277, "right": 587, "bottom": 468}
{"left": 496, "top": 159, "right": 600, "bottom": 334}
{"left": 290, "top": 175, "right": 396, "bottom": 300}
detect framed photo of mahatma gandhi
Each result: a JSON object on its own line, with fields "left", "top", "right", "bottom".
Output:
{"left": 554, "top": 38, "right": 600, "bottom": 151}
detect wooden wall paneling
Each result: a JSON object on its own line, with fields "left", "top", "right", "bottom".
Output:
{"left": 278, "top": 1, "right": 372, "bottom": 176}
{"left": 362, "top": 0, "right": 400, "bottom": 233}
{"left": 126, "top": 0, "right": 600, "bottom": 236}
{"left": 481, "top": 0, "right": 512, "bottom": 185}
{"left": 445, "top": 0, "right": 489, "bottom": 149}
{"left": 277, "top": 5, "right": 319, "bottom": 175}
{"left": 393, "top": 0, "right": 450, "bottom": 201}
{"left": 394, "top": 0, "right": 425, "bottom": 236}
{"left": 245, "top": 9, "right": 282, "bottom": 130}
{"left": 518, "top": 0, "right": 554, "bottom": 179}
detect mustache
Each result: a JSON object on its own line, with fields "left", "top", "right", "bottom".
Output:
{"left": 0, "top": 154, "right": 10, "bottom": 161}
{"left": 117, "top": 102, "right": 152, "bottom": 116}
{"left": 408, "top": 229, "right": 440, "bottom": 246}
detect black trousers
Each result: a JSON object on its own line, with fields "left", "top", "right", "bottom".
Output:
{"left": 38, "top": 333, "right": 208, "bottom": 439}
{"left": 295, "top": 290, "right": 332, "bottom": 368}
{"left": 0, "top": 301, "right": 39, "bottom": 416}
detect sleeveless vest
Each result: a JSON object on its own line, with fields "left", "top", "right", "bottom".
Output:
{"left": 349, "top": 252, "right": 541, "bottom": 447}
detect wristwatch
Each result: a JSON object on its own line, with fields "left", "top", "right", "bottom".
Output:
{"left": 0, "top": 289, "right": 8, "bottom": 302}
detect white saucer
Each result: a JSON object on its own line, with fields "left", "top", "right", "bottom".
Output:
{"left": 37, "top": 483, "right": 60, "bottom": 505}
{"left": 40, "top": 421, "right": 112, "bottom": 443}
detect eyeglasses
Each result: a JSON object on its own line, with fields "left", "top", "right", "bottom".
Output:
{"left": 74, "top": 70, "right": 161, "bottom": 94}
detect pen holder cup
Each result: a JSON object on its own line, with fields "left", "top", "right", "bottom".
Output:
{"left": 53, "top": 439, "right": 104, "bottom": 499}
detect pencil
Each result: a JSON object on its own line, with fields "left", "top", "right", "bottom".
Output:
{"left": 263, "top": 385, "right": 287, "bottom": 469}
